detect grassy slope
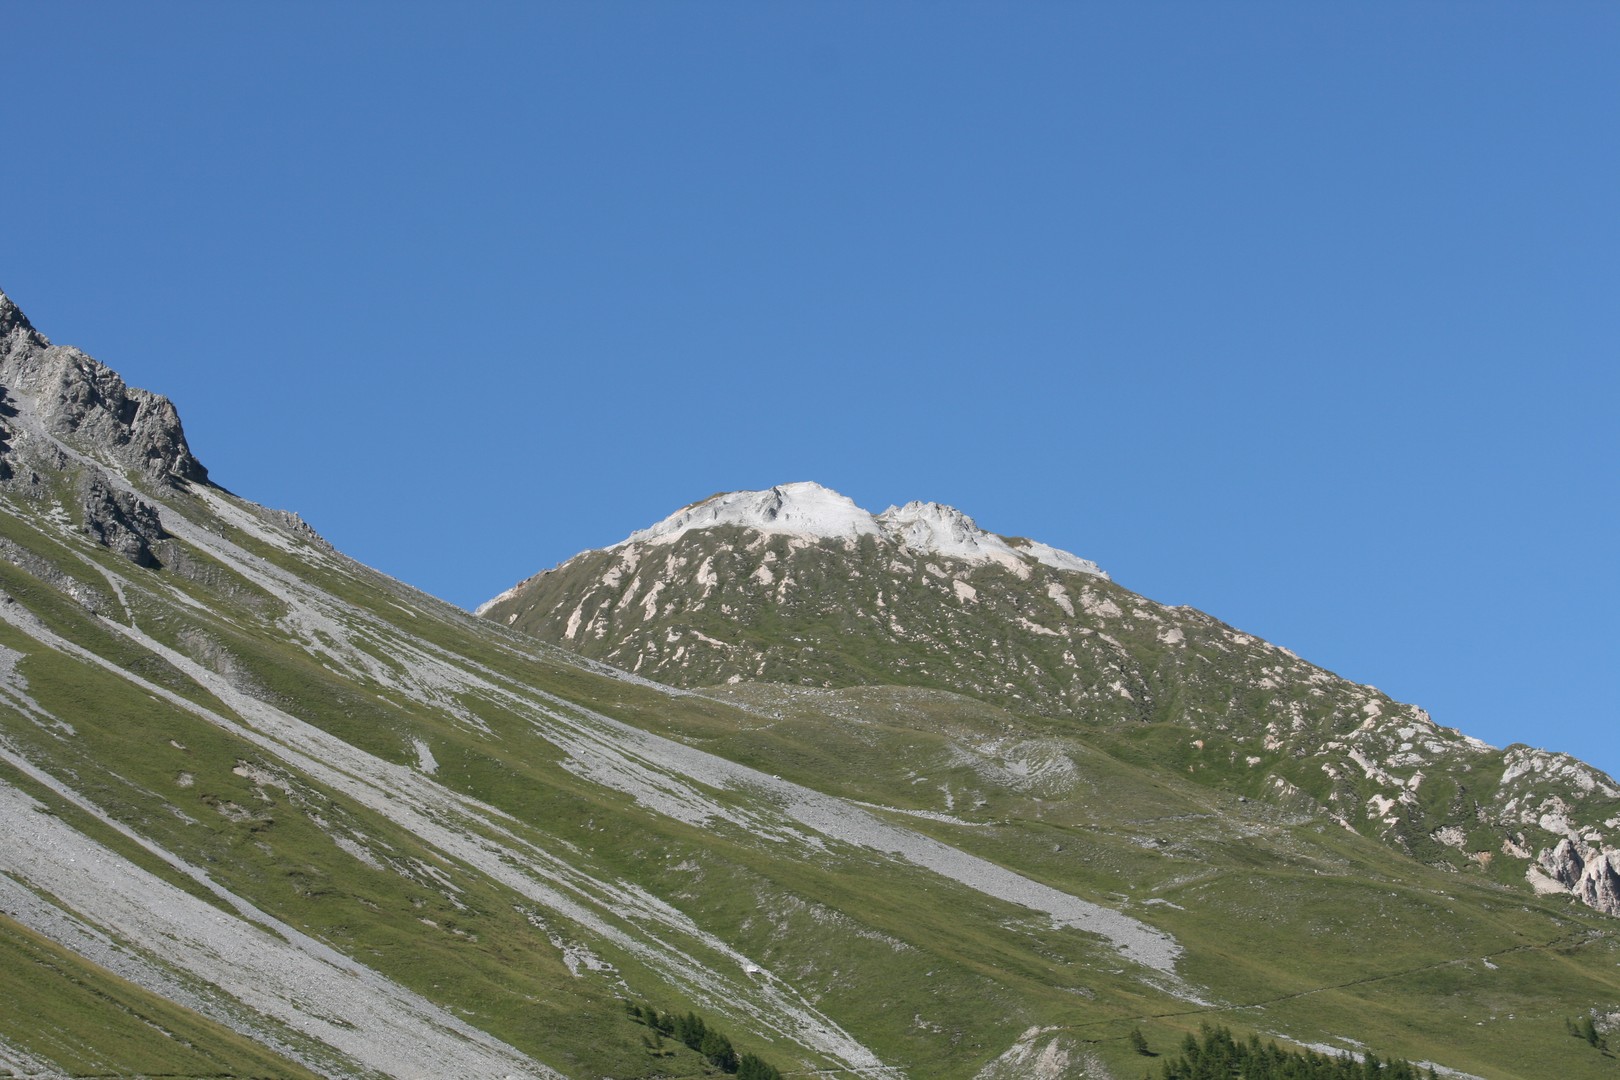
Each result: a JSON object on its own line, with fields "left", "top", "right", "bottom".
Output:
{"left": 0, "top": 914, "right": 324, "bottom": 1080}
{"left": 689, "top": 683, "right": 1620, "bottom": 1078}
{"left": 1, "top": 484, "right": 1616, "bottom": 1079}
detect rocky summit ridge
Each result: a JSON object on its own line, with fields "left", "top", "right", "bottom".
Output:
{"left": 590, "top": 481, "right": 1105, "bottom": 579}
{"left": 482, "top": 483, "right": 1620, "bottom": 922}
{"left": 479, "top": 481, "right": 1106, "bottom": 617}
{"left": 0, "top": 288, "right": 212, "bottom": 572}
{"left": 0, "top": 290, "right": 207, "bottom": 488}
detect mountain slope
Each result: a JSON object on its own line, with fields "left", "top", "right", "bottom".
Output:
{"left": 0, "top": 290, "right": 1616, "bottom": 1079}
{"left": 480, "top": 483, "right": 1620, "bottom": 927}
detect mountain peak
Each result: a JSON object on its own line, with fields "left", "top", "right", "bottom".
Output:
{"left": 0, "top": 288, "right": 209, "bottom": 486}
{"left": 618, "top": 481, "right": 883, "bottom": 548}
{"left": 0, "top": 287, "right": 45, "bottom": 349}
{"left": 609, "top": 482, "right": 1106, "bottom": 578}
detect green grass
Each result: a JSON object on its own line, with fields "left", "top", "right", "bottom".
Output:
{"left": 0, "top": 914, "right": 325, "bottom": 1079}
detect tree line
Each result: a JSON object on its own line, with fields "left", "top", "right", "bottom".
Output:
{"left": 1149, "top": 1024, "right": 1438, "bottom": 1080}
{"left": 625, "top": 1000, "right": 783, "bottom": 1079}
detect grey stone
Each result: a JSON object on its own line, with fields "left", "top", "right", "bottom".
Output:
{"left": 1576, "top": 850, "right": 1620, "bottom": 916}
{"left": 1, "top": 289, "right": 208, "bottom": 486}
{"left": 81, "top": 473, "right": 168, "bottom": 567}
{"left": 1540, "top": 837, "right": 1585, "bottom": 889}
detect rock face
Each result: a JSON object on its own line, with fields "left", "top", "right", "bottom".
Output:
{"left": 0, "top": 285, "right": 216, "bottom": 574}
{"left": 1541, "top": 838, "right": 1587, "bottom": 889}
{"left": 1578, "top": 851, "right": 1620, "bottom": 916}
{"left": 484, "top": 483, "right": 1620, "bottom": 920}
{"left": 81, "top": 474, "right": 168, "bottom": 567}
{"left": 0, "top": 288, "right": 208, "bottom": 486}
{"left": 1535, "top": 839, "right": 1620, "bottom": 916}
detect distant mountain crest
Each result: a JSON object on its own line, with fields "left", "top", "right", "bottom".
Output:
{"left": 620, "top": 481, "right": 884, "bottom": 547}
{"left": 610, "top": 480, "right": 1107, "bottom": 578}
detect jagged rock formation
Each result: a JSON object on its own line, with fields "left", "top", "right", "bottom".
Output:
{"left": 80, "top": 473, "right": 168, "bottom": 567}
{"left": 484, "top": 483, "right": 1620, "bottom": 919}
{"left": 1532, "top": 837, "right": 1620, "bottom": 917}
{"left": 1580, "top": 853, "right": 1620, "bottom": 914}
{"left": 1540, "top": 838, "right": 1589, "bottom": 889}
{"left": 587, "top": 481, "right": 1107, "bottom": 577}
{"left": 0, "top": 289, "right": 208, "bottom": 486}
{"left": 0, "top": 285, "right": 216, "bottom": 578}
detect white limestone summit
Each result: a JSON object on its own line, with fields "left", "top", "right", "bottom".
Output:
{"left": 613, "top": 482, "right": 1107, "bottom": 578}
{"left": 618, "top": 482, "right": 883, "bottom": 547}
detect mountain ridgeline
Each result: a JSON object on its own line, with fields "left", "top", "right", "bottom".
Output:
{"left": 481, "top": 483, "right": 1620, "bottom": 921}
{"left": 1, "top": 287, "right": 1618, "bottom": 1080}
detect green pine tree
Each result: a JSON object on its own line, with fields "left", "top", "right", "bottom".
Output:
{"left": 677, "top": 1010, "right": 707, "bottom": 1050}
{"left": 701, "top": 1029, "right": 738, "bottom": 1072}
{"left": 737, "top": 1053, "right": 782, "bottom": 1080}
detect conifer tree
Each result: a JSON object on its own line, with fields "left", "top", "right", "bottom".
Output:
{"left": 701, "top": 1029, "right": 738, "bottom": 1072}
{"left": 1157, "top": 1024, "right": 1427, "bottom": 1080}
{"left": 737, "top": 1052, "right": 783, "bottom": 1080}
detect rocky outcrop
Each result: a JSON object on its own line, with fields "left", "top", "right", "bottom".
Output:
{"left": 81, "top": 474, "right": 168, "bottom": 567}
{"left": 1576, "top": 850, "right": 1620, "bottom": 916}
{"left": 0, "top": 290, "right": 44, "bottom": 349}
{"left": 264, "top": 508, "right": 333, "bottom": 550}
{"left": 0, "top": 288, "right": 209, "bottom": 486}
{"left": 0, "top": 388, "right": 16, "bottom": 482}
{"left": 1540, "top": 838, "right": 1587, "bottom": 889}
{"left": 1532, "top": 839, "right": 1620, "bottom": 916}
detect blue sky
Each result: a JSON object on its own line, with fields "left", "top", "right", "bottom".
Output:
{"left": 7, "top": 5, "right": 1617, "bottom": 779}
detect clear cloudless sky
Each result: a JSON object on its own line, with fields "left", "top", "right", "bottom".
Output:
{"left": 5, "top": 4, "right": 1616, "bottom": 778}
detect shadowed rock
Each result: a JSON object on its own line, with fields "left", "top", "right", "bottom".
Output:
{"left": 81, "top": 473, "right": 168, "bottom": 567}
